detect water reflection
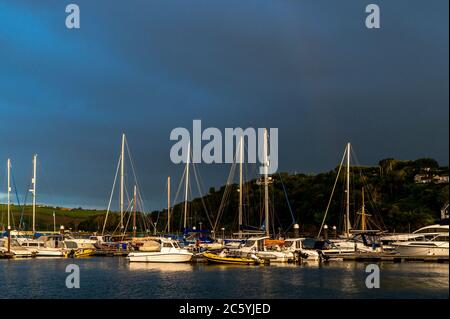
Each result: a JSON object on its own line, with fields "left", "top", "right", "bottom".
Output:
{"left": 128, "top": 262, "right": 194, "bottom": 272}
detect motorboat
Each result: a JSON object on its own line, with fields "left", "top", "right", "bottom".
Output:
{"left": 0, "top": 238, "right": 35, "bottom": 258}
{"left": 127, "top": 238, "right": 193, "bottom": 262}
{"left": 237, "top": 236, "right": 294, "bottom": 263}
{"left": 392, "top": 234, "right": 449, "bottom": 256}
{"left": 283, "top": 238, "right": 321, "bottom": 261}
{"left": 17, "top": 238, "right": 65, "bottom": 257}
{"left": 388, "top": 224, "right": 449, "bottom": 257}
{"left": 203, "top": 250, "right": 262, "bottom": 265}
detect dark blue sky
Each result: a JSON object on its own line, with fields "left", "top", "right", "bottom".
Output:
{"left": 0, "top": 0, "right": 448, "bottom": 210}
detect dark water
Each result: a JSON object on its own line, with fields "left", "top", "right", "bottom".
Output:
{"left": 0, "top": 257, "right": 448, "bottom": 299}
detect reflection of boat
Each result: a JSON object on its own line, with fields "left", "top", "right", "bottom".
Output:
{"left": 203, "top": 251, "right": 262, "bottom": 265}
{"left": 128, "top": 262, "right": 194, "bottom": 272}
{"left": 127, "top": 238, "right": 193, "bottom": 263}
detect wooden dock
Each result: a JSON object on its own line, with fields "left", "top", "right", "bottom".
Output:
{"left": 0, "top": 252, "right": 14, "bottom": 259}
{"left": 324, "top": 253, "right": 449, "bottom": 263}
{"left": 93, "top": 249, "right": 129, "bottom": 257}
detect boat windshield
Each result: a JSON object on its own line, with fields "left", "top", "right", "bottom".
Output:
{"left": 433, "top": 235, "right": 449, "bottom": 242}
{"left": 244, "top": 240, "right": 255, "bottom": 248}
{"left": 173, "top": 242, "right": 181, "bottom": 249}
{"left": 65, "top": 241, "right": 78, "bottom": 249}
{"left": 284, "top": 241, "right": 294, "bottom": 248}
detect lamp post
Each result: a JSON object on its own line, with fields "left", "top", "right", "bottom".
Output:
{"left": 221, "top": 227, "right": 225, "bottom": 243}
{"left": 324, "top": 224, "right": 328, "bottom": 241}
{"left": 293, "top": 223, "right": 300, "bottom": 238}
{"left": 332, "top": 225, "right": 337, "bottom": 239}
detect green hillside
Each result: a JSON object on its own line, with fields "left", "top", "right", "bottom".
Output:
{"left": 2, "top": 157, "right": 448, "bottom": 235}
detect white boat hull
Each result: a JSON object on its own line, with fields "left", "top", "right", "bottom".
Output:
{"left": 35, "top": 248, "right": 65, "bottom": 257}
{"left": 128, "top": 252, "right": 193, "bottom": 263}
{"left": 394, "top": 243, "right": 449, "bottom": 257}
{"left": 257, "top": 251, "right": 293, "bottom": 263}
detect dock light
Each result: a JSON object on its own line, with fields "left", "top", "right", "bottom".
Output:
{"left": 324, "top": 224, "right": 329, "bottom": 240}
{"left": 192, "top": 226, "right": 196, "bottom": 231}
{"left": 221, "top": 227, "right": 225, "bottom": 241}
{"left": 332, "top": 225, "right": 337, "bottom": 239}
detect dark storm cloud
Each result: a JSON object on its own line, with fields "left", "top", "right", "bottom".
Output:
{"left": 0, "top": 0, "right": 448, "bottom": 210}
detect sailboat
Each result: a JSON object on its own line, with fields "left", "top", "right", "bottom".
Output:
{"left": 208, "top": 130, "right": 294, "bottom": 263}
{"left": 12, "top": 155, "right": 69, "bottom": 257}
{"left": 1, "top": 159, "right": 35, "bottom": 257}
{"left": 316, "top": 143, "right": 385, "bottom": 257}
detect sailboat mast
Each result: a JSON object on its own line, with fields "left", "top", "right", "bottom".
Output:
{"left": 32, "top": 154, "right": 37, "bottom": 233}
{"left": 133, "top": 185, "right": 137, "bottom": 237}
{"left": 264, "top": 129, "right": 270, "bottom": 237}
{"left": 346, "top": 142, "right": 351, "bottom": 237}
{"left": 361, "top": 187, "right": 366, "bottom": 231}
{"left": 7, "top": 159, "right": 11, "bottom": 229}
{"left": 238, "top": 136, "right": 243, "bottom": 238}
{"left": 120, "top": 133, "right": 125, "bottom": 230}
{"left": 183, "top": 142, "right": 190, "bottom": 230}
{"left": 167, "top": 176, "right": 171, "bottom": 234}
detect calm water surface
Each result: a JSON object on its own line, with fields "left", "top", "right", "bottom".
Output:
{"left": 0, "top": 257, "right": 448, "bottom": 298}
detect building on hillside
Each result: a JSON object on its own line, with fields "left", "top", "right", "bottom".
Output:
{"left": 414, "top": 172, "right": 449, "bottom": 184}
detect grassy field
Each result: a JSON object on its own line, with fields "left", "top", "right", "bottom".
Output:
{"left": 0, "top": 204, "right": 109, "bottom": 231}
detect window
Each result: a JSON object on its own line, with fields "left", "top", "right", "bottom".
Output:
{"left": 163, "top": 243, "right": 173, "bottom": 248}
{"left": 244, "top": 240, "right": 255, "bottom": 248}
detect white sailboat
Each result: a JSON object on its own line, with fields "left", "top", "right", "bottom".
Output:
{"left": 235, "top": 129, "right": 293, "bottom": 263}
{"left": 1, "top": 159, "right": 35, "bottom": 258}
{"left": 317, "top": 143, "right": 385, "bottom": 256}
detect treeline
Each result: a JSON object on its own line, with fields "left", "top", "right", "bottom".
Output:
{"left": 5, "top": 158, "right": 447, "bottom": 234}
{"left": 152, "top": 157, "right": 448, "bottom": 235}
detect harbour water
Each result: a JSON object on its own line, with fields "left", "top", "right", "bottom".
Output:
{"left": 0, "top": 258, "right": 448, "bottom": 299}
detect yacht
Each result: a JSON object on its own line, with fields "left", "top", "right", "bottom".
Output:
{"left": 127, "top": 238, "right": 193, "bottom": 262}
{"left": 17, "top": 238, "right": 65, "bottom": 257}
{"left": 237, "top": 236, "right": 294, "bottom": 263}
{"left": 387, "top": 224, "right": 449, "bottom": 257}
{"left": 0, "top": 238, "right": 35, "bottom": 258}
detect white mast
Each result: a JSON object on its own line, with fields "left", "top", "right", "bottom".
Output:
{"left": 31, "top": 154, "right": 37, "bottom": 233}
{"left": 346, "top": 142, "right": 351, "bottom": 237}
{"left": 133, "top": 185, "right": 137, "bottom": 237}
{"left": 7, "top": 159, "right": 11, "bottom": 229}
{"left": 264, "top": 129, "right": 270, "bottom": 237}
{"left": 238, "top": 136, "right": 243, "bottom": 238}
{"left": 183, "top": 142, "right": 190, "bottom": 230}
{"left": 167, "top": 176, "right": 171, "bottom": 234}
{"left": 120, "top": 133, "right": 125, "bottom": 230}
